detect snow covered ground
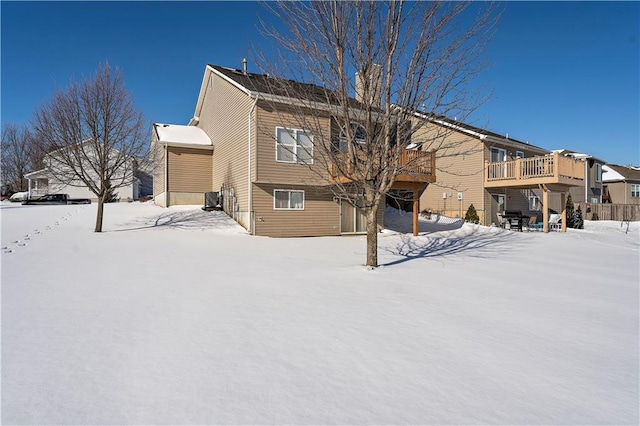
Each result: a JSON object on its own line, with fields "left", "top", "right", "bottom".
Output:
{"left": 1, "top": 201, "right": 638, "bottom": 425}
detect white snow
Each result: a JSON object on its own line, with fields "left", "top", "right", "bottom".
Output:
{"left": 602, "top": 164, "right": 626, "bottom": 182}
{"left": 1, "top": 201, "right": 638, "bottom": 424}
{"left": 155, "top": 123, "right": 212, "bottom": 146}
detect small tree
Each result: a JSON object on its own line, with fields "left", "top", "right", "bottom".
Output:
{"left": 565, "top": 194, "right": 575, "bottom": 229}
{"left": 0, "top": 123, "right": 42, "bottom": 192}
{"left": 464, "top": 204, "right": 479, "bottom": 224}
{"left": 32, "top": 63, "right": 147, "bottom": 232}
{"left": 572, "top": 206, "right": 584, "bottom": 229}
{"left": 591, "top": 212, "right": 599, "bottom": 221}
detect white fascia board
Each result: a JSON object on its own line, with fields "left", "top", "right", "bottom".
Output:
{"left": 251, "top": 91, "right": 379, "bottom": 120}
{"left": 24, "top": 168, "right": 49, "bottom": 178}
{"left": 157, "top": 141, "right": 214, "bottom": 150}
{"left": 409, "top": 110, "right": 487, "bottom": 140}
{"left": 211, "top": 66, "right": 252, "bottom": 96}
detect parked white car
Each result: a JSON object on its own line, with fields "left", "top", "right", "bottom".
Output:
{"left": 9, "top": 191, "right": 29, "bottom": 202}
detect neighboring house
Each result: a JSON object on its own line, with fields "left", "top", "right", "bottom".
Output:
{"left": 551, "top": 149, "right": 606, "bottom": 205}
{"left": 416, "top": 117, "right": 586, "bottom": 229}
{"left": 602, "top": 164, "right": 640, "bottom": 205}
{"left": 24, "top": 142, "right": 152, "bottom": 202}
{"left": 152, "top": 64, "right": 435, "bottom": 237}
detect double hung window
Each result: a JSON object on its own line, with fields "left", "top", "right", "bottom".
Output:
{"left": 631, "top": 184, "right": 640, "bottom": 198}
{"left": 274, "top": 189, "right": 304, "bottom": 210}
{"left": 276, "top": 127, "right": 313, "bottom": 164}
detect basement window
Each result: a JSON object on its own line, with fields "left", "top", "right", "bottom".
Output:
{"left": 274, "top": 189, "right": 305, "bottom": 210}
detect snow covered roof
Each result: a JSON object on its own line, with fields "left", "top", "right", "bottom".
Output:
{"left": 602, "top": 165, "right": 625, "bottom": 182}
{"left": 603, "top": 164, "right": 640, "bottom": 182}
{"left": 154, "top": 124, "right": 212, "bottom": 148}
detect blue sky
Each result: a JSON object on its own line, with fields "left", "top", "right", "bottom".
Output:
{"left": 2, "top": 1, "right": 638, "bottom": 166}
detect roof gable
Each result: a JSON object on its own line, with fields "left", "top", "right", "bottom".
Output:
{"left": 603, "top": 164, "right": 640, "bottom": 182}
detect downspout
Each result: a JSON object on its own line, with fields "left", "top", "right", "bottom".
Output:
{"left": 248, "top": 95, "right": 259, "bottom": 234}
{"left": 584, "top": 160, "right": 588, "bottom": 204}
{"left": 164, "top": 144, "right": 168, "bottom": 207}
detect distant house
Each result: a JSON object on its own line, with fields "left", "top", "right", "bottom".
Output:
{"left": 602, "top": 164, "right": 640, "bottom": 205}
{"left": 24, "top": 141, "right": 151, "bottom": 202}
{"left": 415, "top": 117, "right": 585, "bottom": 230}
{"left": 551, "top": 149, "right": 606, "bottom": 205}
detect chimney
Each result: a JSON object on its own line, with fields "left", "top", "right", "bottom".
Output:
{"left": 242, "top": 58, "right": 247, "bottom": 74}
{"left": 355, "top": 64, "right": 382, "bottom": 108}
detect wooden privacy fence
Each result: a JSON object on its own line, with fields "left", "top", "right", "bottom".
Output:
{"left": 579, "top": 203, "right": 640, "bottom": 221}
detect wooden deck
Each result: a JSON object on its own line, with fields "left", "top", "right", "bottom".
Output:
{"left": 329, "top": 149, "right": 436, "bottom": 187}
{"left": 484, "top": 152, "right": 585, "bottom": 189}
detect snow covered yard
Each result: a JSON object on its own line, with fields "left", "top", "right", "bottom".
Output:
{"left": 1, "top": 201, "right": 638, "bottom": 425}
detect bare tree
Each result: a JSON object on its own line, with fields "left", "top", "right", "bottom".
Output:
{"left": 258, "top": 0, "right": 498, "bottom": 267}
{"left": 0, "top": 123, "right": 41, "bottom": 193}
{"left": 32, "top": 63, "right": 147, "bottom": 232}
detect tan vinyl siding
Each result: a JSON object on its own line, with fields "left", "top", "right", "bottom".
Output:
{"left": 416, "top": 123, "right": 486, "bottom": 221}
{"left": 167, "top": 147, "right": 213, "bottom": 193}
{"left": 606, "top": 182, "right": 640, "bottom": 205}
{"left": 255, "top": 104, "right": 331, "bottom": 185}
{"left": 253, "top": 183, "right": 340, "bottom": 237}
{"left": 197, "top": 71, "right": 254, "bottom": 228}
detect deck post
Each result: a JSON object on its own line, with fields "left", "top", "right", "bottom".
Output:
{"left": 560, "top": 192, "right": 567, "bottom": 233}
{"left": 413, "top": 189, "right": 419, "bottom": 236}
{"left": 542, "top": 185, "right": 549, "bottom": 233}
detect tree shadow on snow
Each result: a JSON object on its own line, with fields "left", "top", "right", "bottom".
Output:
{"left": 111, "top": 209, "right": 245, "bottom": 233}
{"left": 381, "top": 226, "right": 525, "bottom": 267}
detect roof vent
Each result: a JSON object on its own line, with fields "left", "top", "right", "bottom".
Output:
{"left": 242, "top": 58, "right": 247, "bottom": 75}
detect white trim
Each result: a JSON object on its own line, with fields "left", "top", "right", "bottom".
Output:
{"left": 273, "top": 189, "right": 305, "bottom": 210}
{"left": 490, "top": 146, "right": 507, "bottom": 162}
{"left": 158, "top": 142, "right": 214, "bottom": 150}
{"left": 211, "top": 66, "right": 253, "bottom": 96}
{"left": 275, "top": 127, "right": 314, "bottom": 164}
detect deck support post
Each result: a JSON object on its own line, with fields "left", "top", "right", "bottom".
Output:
{"left": 560, "top": 192, "right": 567, "bottom": 233}
{"left": 413, "top": 189, "right": 419, "bottom": 237}
{"left": 541, "top": 184, "right": 549, "bottom": 234}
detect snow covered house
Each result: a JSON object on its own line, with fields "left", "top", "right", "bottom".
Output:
{"left": 602, "top": 164, "right": 640, "bottom": 205}
{"left": 24, "top": 141, "right": 152, "bottom": 202}
{"left": 151, "top": 64, "right": 436, "bottom": 236}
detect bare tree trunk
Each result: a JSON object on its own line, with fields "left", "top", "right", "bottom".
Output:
{"left": 366, "top": 204, "right": 378, "bottom": 268}
{"left": 95, "top": 196, "right": 104, "bottom": 232}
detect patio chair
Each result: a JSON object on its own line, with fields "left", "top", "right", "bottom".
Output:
{"left": 549, "top": 214, "right": 562, "bottom": 231}
{"left": 526, "top": 215, "right": 542, "bottom": 232}
{"left": 496, "top": 212, "right": 506, "bottom": 228}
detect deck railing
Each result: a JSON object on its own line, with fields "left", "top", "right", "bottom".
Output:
{"left": 329, "top": 148, "right": 436, "bottom": 183}
{"left": 486, "top": 152, "right": 584, "bottom": 183}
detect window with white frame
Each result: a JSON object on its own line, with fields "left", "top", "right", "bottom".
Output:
{"left": 516, "top": 151, "right": 524, "bottom": 159}
{"left": 596, "top": 163, "right": 602, "bottom": 182}
{"left": 274, "top": 189, "right": 305, "bottom": 210}
{"left": 528, "top": 194, "right": 541, "bottom": 211}
{"left": 632, "top": 184, "right": 640, "bottom": 198}
{"left": 276, "top": 127, "right": 313, "bottom": 164}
